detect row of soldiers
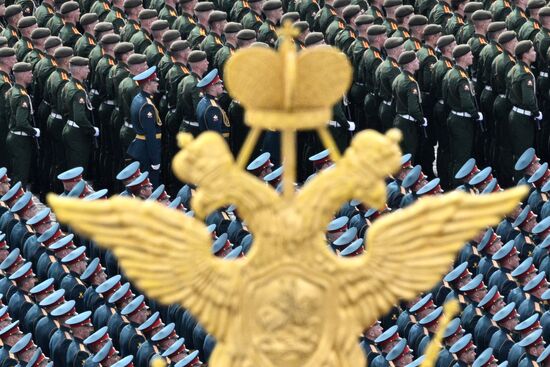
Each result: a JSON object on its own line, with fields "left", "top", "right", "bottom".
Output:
{"left": 3, "top": 0, "right": 550, "bottom": 197}
{"left": 2, "top": 136, "right": 550, "bottom": 366}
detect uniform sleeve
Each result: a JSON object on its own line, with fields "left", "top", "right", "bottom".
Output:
{"left": 203, "top": 105, "right": 223, "bottom": 133}
{"left": 72, "top": 90, "right": 95, "bottom": 136}
{"left": 139, "top": 104, "right": 161, "bottom": 165}
{"left": 406, "top": 81, "right": 424, "bottom": 122}
{"left": 14, "top": 95, "right": 36, "bottom": 136}
{"left": 520, "top": 76, "right": 539, "bottom": 114}
{"left": 458, "top": 79, "right": 478, "bottom": 116}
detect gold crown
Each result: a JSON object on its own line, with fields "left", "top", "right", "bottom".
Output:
{"left": 224, "top": 22, "right": 352, "bottom": 131}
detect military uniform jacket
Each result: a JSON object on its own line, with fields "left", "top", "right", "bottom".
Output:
{"left": 491, "top": 50, "right": 516, "bottom": 95}
{"left": 442, "top": 65, "right": 477, "bottom": 116}
{"left": 478, "top": 41, "right": 503, "bottom": 88}
{"left": 46, "top": 13, "right": 64, "bottom": 36}
{"left": 506, "top": 6, "right": 528, "bottom": 33}
{"left": 325, "top": 17, "right": 346, "bottom": 45}
{"left": 128, "top": 91, "right": 162, "bottom": 166}
{"left": 172, "top": 12, "right": 197, "bottom": 40}
{"left": 196, "top": 94, "right": 230, "bottom": 137}
{"left": 258, "top": 19, "right": 278, "bottom": 47}
{"left": 66, "top": 338, "right": 90, "bottom": 367}
{"left": 403, "top": 36, "right": 422, "bottom": 52}
{"left": 35, "top": 2, "right": 55, "bottom": 26}
{"left": 45, "top": 68, "right": 70, "bottom": 117}
{"left": 335, "top": 26, "right": 357, "bottom": 55}
{"left": 59, "top": 22, "right": 82, "bottom": 49}
{"left": 518, "top": 18, "right": 541, "bottom": 42}
{"left": 445, "top": 12, "right": 464, "bottom": 37}
{"left": 23, "top": 48, "right": 45, "bottom": 70}
{"left": 365, "top": 5, "right": 384, "bottom": 24}
{"left": 104, "top": 6, "right": 126, "bottom": 34}
{"left": 75, "top": 32, "right": 96, "bottom": 58}
{"left": 456, "top": 22, "right": 474, "bottom": 45}
{"left": 375, "top": 56, "right": 400, "bottom": 102}
{"left": 90, "top": 0, "right": 111, "bottom": 21}
{"left": 61, "top": 78, "right": 96, "bottom": 136}
{"left": 360, "top": 46, "right": 384, "bottom": 93}
{"left": 428, "top": 0, "right": 453, "bottom": 27}
{"left": 382, "top": 17, "right": 398, "bottom": 35}
{"left": 177, "top": 72, "right": 201, "bottom": 121}
{"left": 33, "top": 56, "right": 57, "bottom": 106}
{"left": 1, "top": 25, "right": 18, "bottom": 47}
{"left": 348, "top": 36, "right": 369, "bottom": 69}
{"left": 6, "top": 84, "right": 37, "bottom": 136}
{"left": 297, "top": 0, "right": 320, "bottom": 28}
{"left": 13, "top": 37, "right": 33, "bottom": 62}
{"left": 506, "top": 60, "right": 538, "bottom": 114}
{"left": 118, "top": 75, "right": 140, "bottom": 124}
{"left": 121, "top": 19, "right": 141, "bottom": 42}
{"left": 392, "top": 26, "right": 411, "bottom": 40}
{"left": 417, "top": 45, "right": 438, "bottom": 93}
{"left": 392, "top": 70, "right": 424, "bottom": 122}
{"left": 467, "top": 33, "right": 488, "bottom": 81}
{"left": 22, "top": 303, "right": 47, "bottom": 335}
{"left": 166, "top": 62, "right": 190, "bottom": 109}
{"left": 93, "top": 54, "right": 116, "bottom": 101}
{"left": 0, "top": 71, "right": 13, "bottom": 142}
{"left": 108, "top": 63, "right": 130, "bottom": 106}
{"left": 144, "top": 41, "right": 166, "bottom": 68}
{"left": 489, "top": 0, "right": 512, "bottom": 22}
{"left": 313, "top": 3, "right": 337, "bottom": 32}
{"left": 159, "top": 4, "right": 178, "bottom": 27}
{"left": 187, "top": 24, "right": 208, "bottom": 49}
{"left": 229, "top": 0, "right": 250, "bottom": 22}
{"left": 130, "top": 29, "right": 153, "bottom": 55}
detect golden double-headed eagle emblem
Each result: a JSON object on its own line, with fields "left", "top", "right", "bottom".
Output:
{"left": 49, "top": 23, "right": 526, "bottom": 367}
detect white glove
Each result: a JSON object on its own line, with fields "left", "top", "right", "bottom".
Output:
{"left": 33, "top": 128, "right": 40, "bottom": 138}
{"left": 347, "top": 120, "right": 356, "bottom": 131}
{"left": 535, "top": 111, "right": 543, "bottom": 121}
{"left": 151, "top": 164, "right": 160, "bottom": 170}
{"left": 93, "top": 127, "right": 99, "bottom": 137}
{"left": 422, "top": 118, "right": 428, "bottom": 127}
{"left": 477, "top": 112, "right": 483, "bottom": 121}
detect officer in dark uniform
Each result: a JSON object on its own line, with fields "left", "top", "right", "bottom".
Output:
{"left": 489, "top": 240, "right": 521, "bottom": 297}
{"left": 517, "top": 329, "right": 545, "bottom": 367}
{"left": 196, "top": 68, "right": 230, "bottom": 140}
{"left": 106, "top": 283, "right": 136, "bottom": 349}
{"left": 8, "top": 192, "right": 36, "bottom": 251}
{"left": 161, "top": 338, "right": 189, "bottom": 365}
{"left": 59, "top": 246, "right": 88, "bottom": 312}
{"left": 81, "top": 258, "right": 108, "bottom": 311}
{"left": 92, "top": 275, "right": 122, "bottom": 329}
{"left": 65, "top": 311, "right": 93, "bottom": 367}
{"left": 489, "top": 302, "right": 519, "bottom": 361}
{"left": 449, "top": 333, "right": 477, "bottom": 367}
{"left": 48, "top": 300, "right": 78, "bottom": 365}
{"left": 118, "top": 295, "right": 149, "bottom": 356}
{"left": 136, "top": 323, "right": 176, "bottom": 367}
{"left": 22, "top": 208, "right": 53, "bottom": 267}
{"left": 91, "top": 339, "right": 121, "bottom": 366}
{"left": 21, "top": 278, "right": 54, "bottom": 334}
{"left": 127, "top": 66, "right": 162, "bottom": 188}
{"left": 473, "top": 286, "right": 506, "bottom": 349}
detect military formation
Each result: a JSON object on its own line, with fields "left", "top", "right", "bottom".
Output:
{"left": 0, "top": 0, "right": 549, "bottom": 364}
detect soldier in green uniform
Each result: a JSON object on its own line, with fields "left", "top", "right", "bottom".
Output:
{"left": 120, "top": 0, "right": 143, "bottom": 42}
{"left": 200, "top": 11, "right": 227, "bottom": 66}
{"left": 2, "top": 5, "right": 21, "bottom": 47}
{"left": 382, "top": 0, "right": 400, "bottom": 35}
{"left": 5, "top": 62, "right": 38, "bottom": 187}
{"left": 324, "top": 0, "right": 350, "bottom": 46}
{"left": 392, "top": 5, "right": 413, "bottom": 40}
{"left": 313, "top": 0, "right": 336, "bottom": 32}
{"left": 258, "top": 0, "right": 282, "bottom": 47}
{"left": 0, "top": 48, "right": 15, "bottom": 169}
{"left": 229, "top": 0, "right": 250, "bottom": 22}
{"left": 118, "top": 54, "right": 147, "bottom": 162}
{"left": 489, "top": 0, "right": 512, "bottom": 22}
{"left": 392, "top": 51, "right": 424, "bottom": 158}
{"left": 456, "top": 2, "right": 482, "bottom": 44}
{"left": 32, "top": 36, "right": 61, "bottom": 182}
{"left": 505, "top": 0, "right": 528, "bottom": 33}
{"left": 430, "top": 34, "right": 456, "bottom": 188}
{"left": 90, "top": 0, "right": 111, "bottom": 21}
{"left": 214, "top": 22, "right": 241, "bottom": 74}
{"left": 176, "top": 50, "right": 208, "bottom": 136}
{"left": 428, "top": 0, "right": 452, "bottom": 27}
{"left": 360, "top": 24, "right": 386, "bottom": 131}
{"left": 491, "top": 30, "right": 517, "bottom": 186}
{"left": 416, "top": 0, "right": 434, "bottom": 17}
{"left": 442, "top": 44, "right": 480, "bottom": 183}
{"left": 158, "top": 0, "right": 176, "bottom": 27}
{"left": 24, "top": 28, "right": 49, "bottom": 69}
{"left": 164, "top": 40, "right": 190, "bottom": 190}
{"left": 107, "top": 42, "right": 134, "bottom": 187}
{"left": 518, "top": 0, "right": 543, "bottom": 42}
{"left": 417, "top": 24, "right": 441, "bottom": 178}
{"left": 172, "top": 0, "right": 198, "bottom": 40}
{"left": 62, "top": 56, "right": 99, "bottom": 174}
{"left": 445, "top": 0, "right": 466, "bottom": 37}
{"left": 45, "top": 0, "right": 64, "bottom": 35}
{"left": 104, "top": 0, "right": 127, "bottom": 34}
{"left": 347, "top": 14, "right": 373, "bottom": 130}
{"left": 45, "top": 46, "right": 72, "bottom": 184}
{"left": 58, "top": 2, "right": 81, "bottom": 49}
{"left": 506, "top": 40, "right": 541, "bottom": 165}
{"left": 93, "top": 33, "right": 119, "bottom": 186}
{"left": 130, "top": 9, "right": 156, "bottom": 54}
{"left": 477, "top": 21, "right": 505, "bottom": 167}
{"left": 88, "top": 22, "right": 114, "bottom": 96}
{"left": 296, "top": 0, "right": 319, "bottom": 29}
{"left": 403, "top": 14, "right": 426, "bottom": 51}
{"left": 35, "top": 0, "right": 55, "bottom": 27}
{"left": 13, "top": 16, "right": 36, "bottom": 62}
{"left": 375, "top": 37, "right": 403, "bottom": 132}
{"left": 75, "top": 13, "right": 98, "bottom": 58}
{"left": 335, "top": 5, "right": 360, "bottom": 54}
{"left": 144, "top": 19, "right": 168, "bottom": 66}
{"left": 467, "top": 10, "right": 491, "bottom": 98}
{"left": 534, "top": 7, "right": 550, "bottom": 160}
{"left": 188, "top": 2, "right": 213, "bottom": 48}
{"left": 157, "top": 29, "right": 180, "bottom": 119}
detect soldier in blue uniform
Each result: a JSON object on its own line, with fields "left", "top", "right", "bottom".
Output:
{"left": 48, "top": 300, "right": 77, "bottom": 365}
{"left": 472, "top": 347, "right": 497, "bottom": 367}
{"left": 489, "top": 240, "right": 521, "bottom": 297}
{"left": 107, "top": 283, "right": 136, "bottom": 349}
{"left": 81, "top": 258, "right": 108, "bottom": 311}
{"left": 127, "top": 66, "right": 162, "bottom": 187}
{"left": 136, "top": 323, "right": 176, "bottom": 367}
{"left": 92, "top": 275, "right": 122, "bottom": 329}
{"left": 118, "top": 295, "right": 149, "bottom": 356}
{"left": 10, "top": 333, "right": 39, "bottom": 366}
{"left": 57, "top": 167, "right": 85, "bottom": 196}
{"left": 508, "top": 257, "right": 537, "bottom": 305}
{"left": 449, "top": 333, "right": 477, "bottom": 367}
{"left": 386, "top": 338, "right": 414, "bottom": 367}
{"left": 83, "top": 326, "right": 111, "bottom": 367}
{"left": 0, "top": 183, "right": 25, "bottom": 238}
{"left": 65, "top": 311, "right": 93, "bottom": 367}
{"left": 518, "top": 272, "right": 547, "bottom": 320}
{"left": 22, "top": 278, "right": 54, "bottom": 334}
{"left": 474, "top": 286, "right": 505, "bottom": 349}
{"left": 436, "top": 318, "right": 464, "bottom": 367}
{"left": 91, "top": 339, "right": 121, "bottom": 366}
{"left": 459, "top": 274, "right": 487, "bottom": 333}
{"left": 489, "top": 302, "right": 519, "bottom": 361}
{"left": 9, "top": 192, "right": 37, "bottom": 251}
{"left": 116, "top": 162, "right": 142, "bottom": 196}
{"left": 59, "top": 246, "right": 88, "bottom": 312}
{"left": 517, "top": 329, "right": 545, "bottom": 367}
{"left": 477, "top": 228, "right": 503, "bottom": 279}
{"left": 7, "top": 262, "right": 36, "bottom": 323}
{"left": 408, "top": 306, "right": 443, "bottom": 357}
{"left": 0, "top": 249, "right": 25, "bottom": 301}
{"left": 196, "top": 68, "right": 230, "bottom": 140}
{"left": 396, "top": 293, "right": 435, "bottom": 338}
{"left": 162, "top": 339, "right": 191, "bottom": 365}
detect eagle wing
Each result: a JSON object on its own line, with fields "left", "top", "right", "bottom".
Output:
{"left": 48, "top": 195, "right": 242, "bottom": 340}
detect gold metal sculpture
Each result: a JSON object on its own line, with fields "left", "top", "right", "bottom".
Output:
{"left": 48, "top": 22, "right": 527, "bottom": 367}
